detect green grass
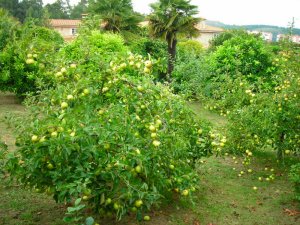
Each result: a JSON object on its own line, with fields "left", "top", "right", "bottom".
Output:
{"left": 0, "top": 181, "right": 66, "bottom": 225}
{"left": 188, "top": 101, "right": 227, "bottom": 129}
{"left": 191, "top": 156, "right": 299, "bottom": 225}
{"left": 0, "top": 96, "right": 299, "bottom": 225}
{"left": 0, "top": 93, "right": 24, "bottom": 151}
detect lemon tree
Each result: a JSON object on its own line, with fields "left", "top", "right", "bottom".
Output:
{"left": 5, "top": 32, "right": 212, "bottom": 221}
{"left": 0, "top": 21, "right": 63, "bottom": 97}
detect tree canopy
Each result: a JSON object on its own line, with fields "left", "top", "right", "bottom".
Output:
{"left": 0, "top": 0, "right": 44, "bottom": 22}
{"left": 148, "top": 0, "right": 200, "bottom": 78}
{"left": 88, "top": 0, "right": 142, "bottom": 32}
{"left": 44, "top": 0, "right": 70, "bottom": 19}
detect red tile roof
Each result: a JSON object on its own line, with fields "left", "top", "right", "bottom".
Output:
{"left": 50, "top": 19, "right": 81, "bottom": 27}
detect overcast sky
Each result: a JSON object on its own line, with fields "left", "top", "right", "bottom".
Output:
{"left": 43, "top": 0, "right": 300, "bottom": 28}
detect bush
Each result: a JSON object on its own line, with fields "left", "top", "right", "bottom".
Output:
{"left": 211, "top": 32, "right": 278, "bottom": 85}
{"left": 171, "top": 40, "right": 206, "bottom": 99}
{"left": 4, "top": 33, "right": 212, "bottom": 222}
{"left": 128, "top": 37, "right": 168, "bottom": 78}
{"left": 0, "top": 8, "right": 20, "bottom": 51}
{"left": 61, "top": 31, "right": 128, "bottom": 63}
{"left": 172, "top": 52, "right": 212, "bottom": 99}
{"left": 0, "top": 21, "right": 64, "bottom": 97}
{"left": 177, "top": 40, "right": 204, "bottom": 57}
{"left": 225, "top": 41, "right": 300, "bottom": 158}
{"left": 208, "top": 29, "right": 248, "bottom": 52}
{"left": 289, "top": 163, "right": 300, "bottom": 202}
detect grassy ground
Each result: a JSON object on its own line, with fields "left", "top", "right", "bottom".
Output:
{"left": 188, "top": 102, "right": 227, "bottom": 129}
{"left": 0, "top": 93, "right": 24, "bottom": 151}
{"left": 0, "top": 95, "right": 299, "bottom": 225}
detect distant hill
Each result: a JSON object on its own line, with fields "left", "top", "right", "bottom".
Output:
{"left": 206, "top": 20, "right": 300, "bottom": 41}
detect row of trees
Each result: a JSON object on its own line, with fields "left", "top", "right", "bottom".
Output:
{"left": 0, "top": 0, "right": 201, "bottom": 78}
{"left": 0, "top": 0, "right": 73, "bottom": 25}
{"left": 0, "top": 0, "right": 87, "bottom": 21}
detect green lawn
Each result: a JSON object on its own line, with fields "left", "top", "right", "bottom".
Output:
{"left": 0, "top": 95, "right": 299, "bottom": 225}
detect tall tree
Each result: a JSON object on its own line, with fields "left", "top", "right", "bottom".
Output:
{"left": 0, "top": 8, "right": 20, "bottom": 51}
{"left": 148, "top": 0, "right": 200, "bottom": 79}
{"left": 22, "top": 0, "right": 44, "bottom": 22}
{"left": 89, "top": 0, "right": 142, "bottom": 32}
{"left": 0, "top": 0, "right": 44, "bottom": 22}
{"left": 0, "top": 0, "right": 19, "bottom": 15}
{"left": 70, "top": 0, "right": 88, "bottom": 19}
{"left": 44, "top": 0, "right": 70, "bottom": 19}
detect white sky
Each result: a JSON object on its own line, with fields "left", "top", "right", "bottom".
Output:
{"left": 43, "top": 0, "right": 300, "bottom": 28}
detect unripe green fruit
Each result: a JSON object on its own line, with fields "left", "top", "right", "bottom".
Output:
{"left": 135, "top": 165, "right": 142, "bottom": 173}
{"left": 144, "top": 215, "right": 151, "bottom": 221}
{"left": 26, "top": 58, "right": 35, "bottom": 64}
{"left": 182, "top": 189, "right": 189, "bottom": 196}
{"left": 31, "top": 135, "right": 38, "bottom": 142}
{"left": 169, "top": 164, "right": 175, "bottom": 170}
{"left": 135, "top": 199, "right": 143, "bottom": 208}
{"left": 61, "top": 102, "right": 68, "bottom": 109}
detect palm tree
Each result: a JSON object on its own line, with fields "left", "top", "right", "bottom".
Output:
{"left": 89, "top": 0, "right": 142, "bottom": 32}
{"left": 148, "top": 0, "right": 201, "bottom": 79}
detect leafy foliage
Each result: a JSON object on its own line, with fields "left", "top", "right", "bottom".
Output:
{"left": 172, "top": 47, "right": 210, "bottom": 99}
{"left": 177, "top": 40, "right": 204, "bottom": 56}
{"left": 148, "top": 0, "right": 201, "bottom": 77}
{"left": 4, "top": 32, "right": 212, "bottom": 221}
{"left": 89, "top": 0, "right": 142, "bottom": 32}
{"left": 0, "top": 0, "right": 44, "bottom": 23}
{"left": 208, "top": 29, "right": 248, "bottom": 52}
{"left": 128, "top": 37, "right": 168, "bottom": 78}
{"left": 44, "top": 0, "right": 70, "bottom": 19}
{"left": 0, "top": 21, "right": 64, "bottom": 97}
{"left": 60, "top": 30, "right": 128, "bottom": 66}
{"left": 210, "top": 32, "right": 278, "bottom": 85}
{"left": 225, "top": 42, "right": 300, "bottom": 158}
{"left": 0, "top": 8, "right": 20, "bottom": 51}
{"left": 70, "top": 0, "right": 88, "bottom": 19}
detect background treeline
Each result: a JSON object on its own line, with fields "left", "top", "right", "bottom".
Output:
{"left": 0, "top": 0, "right": 89, "bottom": 22}
{"left": 206, "top": 20, "right": 300, "bottom": 36}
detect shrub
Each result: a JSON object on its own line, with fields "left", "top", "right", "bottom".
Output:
{"left": 177, "top": 40, "right": 204, "bottom": 57}
{"left": 0, "top": 8, "right": 20, "bottom": 51}
{"left": 210, "top": 32, "right": 278, "bottom": 85}
{"left": 128, "top": 37, "right": 167, "bottom": 59}
{"left": 4, "top": 33, "right": 212, "bottom": 222}
{"left": 0, "top": 21, "right": 64, "bottom": 97}
{"left": 172, "top": 52, "right": 212, "bottom": 99}
{"left": 61, "top": 31, "right": 128, "bottom": 63}
{"left": 225, "top": 41, "right": 300, "bottom": 158}
{"left": 128, "top": 37, "right": 168, "bottom": 78}
{"left": 208, "top": 29, "right": 248, "bottom": 52}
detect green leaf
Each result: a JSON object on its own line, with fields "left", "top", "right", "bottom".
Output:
{"left": 63, "top": 216, "right": 75, "bottom": 223}
{"left": 100, "top": 193, "right": 105, "bottom": 205}
{"left": 75, "top": 198, "right": 82, "bottom": 206}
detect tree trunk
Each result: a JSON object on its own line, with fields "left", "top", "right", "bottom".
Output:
{"left": 167, "top": 37, "right": 177, "bottom": 81}
{"left": 277, "top": 132, "right": 285, "bottom": 161}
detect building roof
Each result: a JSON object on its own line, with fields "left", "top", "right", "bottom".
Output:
{"left": 139, "top": 20, "right": 224, "bottom": 33}
{"left": 195, "top": 23, "right": 224, "bottom": 33}
{"left": 50, "top": 19, "right": 81, "bottom": 27}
